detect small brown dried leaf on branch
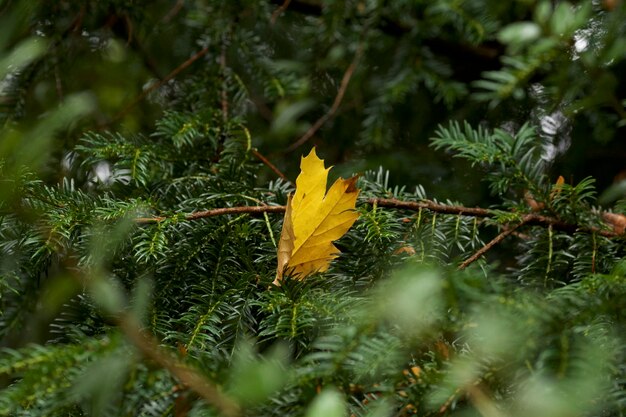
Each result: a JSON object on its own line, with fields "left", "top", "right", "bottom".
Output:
{"left": 602, "top": 212, "right": 626, "bottom": 235}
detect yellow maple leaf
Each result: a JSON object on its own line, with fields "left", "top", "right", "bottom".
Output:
{"left": 273, "top": 148, "right": 359, "bottom": 285}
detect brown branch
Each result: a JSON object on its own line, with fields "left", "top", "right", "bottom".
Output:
{"left": 110, "top": 46, "right": 210, "bottom": 124}
{"left": 134, "top": 198, "right": 619, "bottom": 239}
{"left": 458, "top": 219, "right": 529, "bottom": 270}
{"left": 54, "top": 57, "right": 64, "bottom": 100}
{"left": 285, "top": 44, "right": 364, "bottom": 152}
{"left": 65, "top": 258, "right": 240, "bottom": 417}
{"left": 220, "top": 34, "right": 229, "bottom": 123}
{"left": 163, "top": 0, "right": 185, "bottom": 23}
{"left": 438, "top": 387, "right": 463, "bottom": 414}
{"left": 368, "top": 198, "right": 493, "bottom": 218}
{"left": 118, "top": 314, "right": 240, "bottom": 417}
{"left": 465, "top": 384, "right": 505, "bottom": 417}
{"left": 368, "top": 198, "right": 618, "bottom": 238}
{"left": 251, "top": 149, "right": 292, "bottom": 184}
{"left": 135, "top": 205, "right": 286, "bottom": 224}
{"left": 271, "top": 0, "right": 292, "bottom": 24}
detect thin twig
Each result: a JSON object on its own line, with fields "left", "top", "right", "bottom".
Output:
{"left": 369, "top": 198, "right": 492, "bottom": 218}
{"left": 285, "top": 45, "right": 364, "bottom": 152}
{"left": 465, "top": 384, "right": 505, "bottom": 417}
{"left": 54, "top": 57, "right": 64, "bottom": 100}
{"left": 118, "top": 314, "right": 240, "bottom": 417}
{"left": 163, "top": 0, "right": 185, "bottom": 23}
{"left": 251, "top": 149, "right": 292, "bottom": 184}
{"left": 271, "top": 0, "right": 292, "bottom": 23}
{"left": 438, "top": 387, "right": 462, "bottom": 414}
{"left": 135, "top": 205, "right": 286, "bottom": 224}
{"left": 220, "top": 33, "right": 229, "bottom": 123}
{"left": 458, "top": 218, "right": 529, "bottom": 270}
{"left": 110, "top": 46, "right": 210, "bottom": 123}
{"left": 368, "top": 198, "right": 618, "bottom": 238}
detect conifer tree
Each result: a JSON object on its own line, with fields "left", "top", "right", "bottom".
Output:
{"left": 1, "top": 1, "right": 625, "bottom": 416}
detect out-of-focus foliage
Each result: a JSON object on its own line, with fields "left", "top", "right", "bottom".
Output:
{"left": 1, "top": 1, "right": 625, "bottom": 416}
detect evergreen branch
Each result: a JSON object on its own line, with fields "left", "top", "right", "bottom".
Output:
{"left": 134, "top": 198, "right": 619, "bottom": 238}
{"left": 370, "top": 198, "right": 492, "bottom": 218}
{"left": 184, "top": 205, "right": 284, "bottom": 221}
{"left": 135, "top": 205, "right": 286, "bottom": 224}
{"left": 118, "top": 314, "right": 241, "bottom": 417}
{"left": 285, "top": 44, "right": 364, "bottom": 152}
{"left": 370, "top": 198, "right": 618, "bottom": 238}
